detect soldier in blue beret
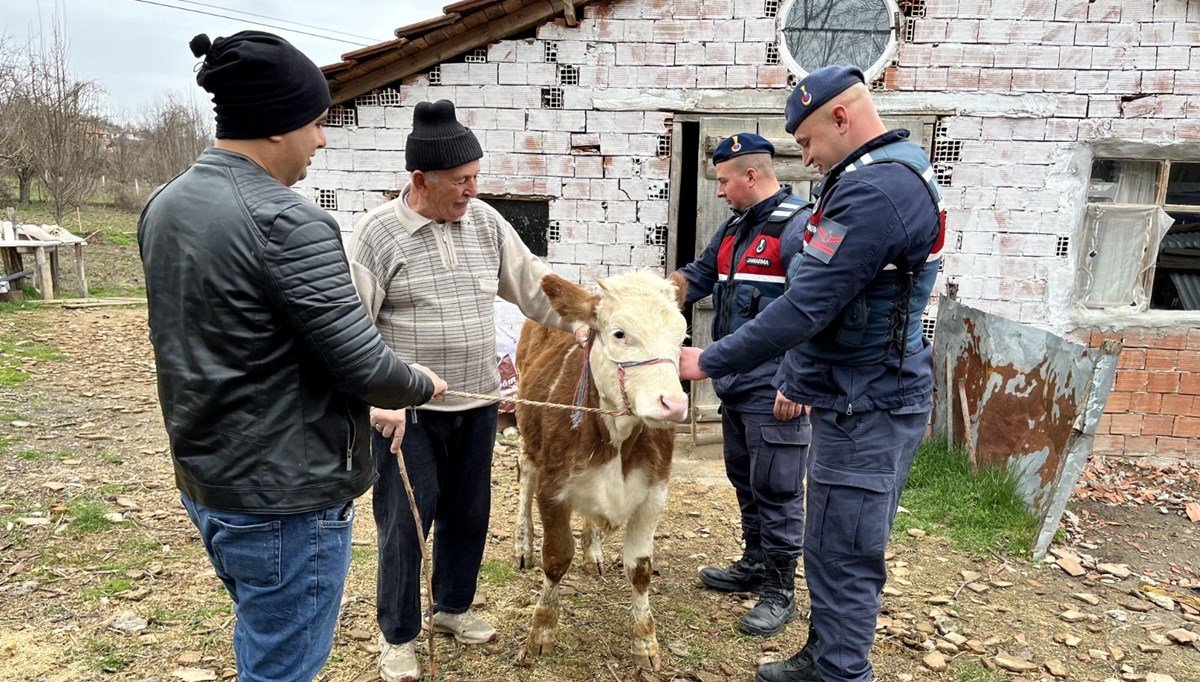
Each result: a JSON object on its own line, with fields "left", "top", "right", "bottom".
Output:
{"left": 681, "top": 66, "right": 948, "bottom": 682}
{"left": 676, "top": 131, "right": 812, "bottom": 637}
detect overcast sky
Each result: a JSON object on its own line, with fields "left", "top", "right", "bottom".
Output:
{"left": 6, "top": 0, "right": 430, "bottom": 122}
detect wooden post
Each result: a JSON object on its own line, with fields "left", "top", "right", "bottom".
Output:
{"left": 957, "top": 381, "right": 976, "bottom": 469}
{"left": 34, "top": 246, "right": 53, "bottom": 301}
{"left": 74, "top": 243, "right": 88, "bottom": 297}
{"left": 48, "top": 246, "right": 61, "bottom": 297}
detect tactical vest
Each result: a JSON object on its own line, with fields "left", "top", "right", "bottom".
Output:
{"left": 713, "top": 194, "right": 810, "bottom": 340}
{"left": 794, "top": 140, "right": 947, "bottom": 366}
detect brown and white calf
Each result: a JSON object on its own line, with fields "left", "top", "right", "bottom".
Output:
{"left": 513, "top": 271, "right": 689, "bottom": 670}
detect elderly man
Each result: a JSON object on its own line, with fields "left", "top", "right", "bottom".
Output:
{"left": 676, "top": 132, "right": 811, "bottom": 637}
{"left": 139, "top": 31, "right": 444, "bottom": 682}
{"left": 349, "top": 99, "right": 574, "bottom": 682}
{"left": 680, "top": 66, "right": 946, "bottom": 682}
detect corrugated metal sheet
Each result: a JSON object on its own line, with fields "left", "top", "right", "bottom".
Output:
{"left": 1160, "top": 230, "right": 1200, "bottom": 250}
{"left": 1169, "top": 272, "right": 1200, "bottom": 309}
{"left": 932, "top": 299, "right": 1122, "bottom": 559}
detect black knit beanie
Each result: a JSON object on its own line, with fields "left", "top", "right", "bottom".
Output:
{"left": 189, "top": 31, "right": 331, "bottom": 140}
{"left": 405, "top": 100, "right": 484, "bottom": 172}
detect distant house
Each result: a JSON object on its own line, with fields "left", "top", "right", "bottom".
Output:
{"left": 300, "top": 0, "right": 1200, "bottom": 461}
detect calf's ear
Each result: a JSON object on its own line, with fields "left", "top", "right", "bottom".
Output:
{"left": 541, "top": 273, "right": 599, "bottom": 324}
{"left": 667, "top": 271, "right": 688, "bottom": 310}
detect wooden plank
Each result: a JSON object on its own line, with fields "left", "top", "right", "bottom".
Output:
{"left": 330, "top": 0, "right": 573, "bottom": 103}
{"left": 341, "top": 38, "right": 410, "bottom": 62}
{"left": 74, "top": 243, "right": 88, "bottom": 298}
{"left": 443, "top": 0, "right": 505, "bottom": 14}
{"left": 62, "top": 300, "right": 146, "bottom": 310}
{"left": 665, "top": 120, "right": 684, "bottom": 274}
{"left": 0, "top": 268, "right": 31, "bottom": 283}
{"left": 33, "top": 246, "right": 53, "bottom": 301}
{"left": 393, "top": 12, "right": 462, "bottom": 39}
{"left": 48, "top": 247, "right": 60, "bottom": 297}
{"left": 690, "top": 117, "right": 747, "bottom": 423}
{"left": 958, "top": 381, "right": 976, "bottom": 469}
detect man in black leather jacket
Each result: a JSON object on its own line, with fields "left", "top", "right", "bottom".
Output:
{"left": 138, "top": 31, "right": 444, "bottom": 682}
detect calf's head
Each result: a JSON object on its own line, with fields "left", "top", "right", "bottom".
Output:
{"left": 542, "top": 271, "right": 689, "bottom": 426}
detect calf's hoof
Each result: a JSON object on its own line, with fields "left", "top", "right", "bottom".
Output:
{"left": 632, "top": 651, "right": 661, "bottom": 671}
{"left": 513, "top": 547, "right": 535, "bottom": 570}
{"left": 518, "top": 628, "right": 555, "bottom": 666}
{"left": 631, "top": 639, "right": 661, "bottom": 671}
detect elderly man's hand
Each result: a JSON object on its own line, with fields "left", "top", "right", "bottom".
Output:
{"left": 678, "top": 346, "right": 708, "bottom": 381}
{"left": 370, "top": 407, "right": 407, "bottom": 454}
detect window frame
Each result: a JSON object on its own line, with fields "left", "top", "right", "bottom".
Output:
{"left": 1079, "top": 156, "right": 1199, "bottom": 313}
{"left": 775, "top": 0, "right": 902, "bottom": 82}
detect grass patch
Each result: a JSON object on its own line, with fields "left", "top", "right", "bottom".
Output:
{"left": 67, "top": 496, "right": 118, "bottom": 535}
{"left": 0, "top": 436, "right": 14, "bottom": 456}
{"left": 88, "top": 283, "right": 146, "bottom": 299}
{"left": 478, "top": 558, "right": 516, "bottom": 586}
{"left": 894, "top": 441, "right": 1039, "bottom": 556}
{"left": 351, "top": 545, "right": 374, "bottom": 565}
{"left": 956, "top": 663, "right": 1002, "bottom": 682}
{"left": 0, "top": 335, "right": 65, "bottom": 387}
{"left": 94, "top": 450, "right": 125, "bottom": 464}
{"left": 121, "top": 537, "right": 162, "bottom": 554}
{"left": 85, "top": 637, "right": 134, "bottom": 672}
{"left": 80, "top": 578, "right": 133, "bottom": 601}
{"left": 0, "top": 299, "right": 40, "bottom": 315}
{"left": 9, "top": 202, "right": 139, "bottom": 246}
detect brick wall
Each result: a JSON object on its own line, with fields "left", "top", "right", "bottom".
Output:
{"left": 1089, "top": 329, "right": 1200, "bottom": 459}
{"left": 300, "top": 0, "right": 797, "bottom": 283}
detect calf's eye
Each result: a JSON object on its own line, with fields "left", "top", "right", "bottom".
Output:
{"left": 612, "top": 330, "right": 625, "bottom": 340}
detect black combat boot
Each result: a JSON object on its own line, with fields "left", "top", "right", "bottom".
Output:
{"left": 755, "top": 624, "right": 820, "bottom": 681}
{"left": 698, "top": 535, "right": 764, "bottom": 592}
{"left": 739, "top": 553, "right": 797, "bottom": 636}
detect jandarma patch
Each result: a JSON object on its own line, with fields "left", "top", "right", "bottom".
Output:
{"left": 805, "top": 219, "right": 847, "bottom": 264}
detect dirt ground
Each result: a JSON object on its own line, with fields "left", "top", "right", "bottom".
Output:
{"left": 1, "top": 305, "right": 1198, "bottom": 682}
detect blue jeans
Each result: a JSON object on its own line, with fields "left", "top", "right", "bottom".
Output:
{"left": 182, "top": 493, "right": 355, "bottom": 682}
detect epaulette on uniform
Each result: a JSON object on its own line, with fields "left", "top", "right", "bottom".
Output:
{"left": 768, "top": 195, "right": 812, "bottom": 223}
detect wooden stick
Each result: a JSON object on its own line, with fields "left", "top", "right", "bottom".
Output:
{"left": 394, "top": 447, "right": 436, "bottom": 677}
{"left": 957, "top": 381, "right": 977, "bottom": 469}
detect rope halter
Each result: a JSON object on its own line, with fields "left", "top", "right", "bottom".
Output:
{"left": 571, "top": 328, "right": 678, "bottom": 429}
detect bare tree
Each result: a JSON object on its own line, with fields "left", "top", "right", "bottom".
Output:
{"left": 22, "top": 19, "right": 107, "bottom": 223}
{"left": 137, "top": 93, "right": 212, "bottom": 185}
{"left": 0, "top": 35, "right": 39, "bottom": 205}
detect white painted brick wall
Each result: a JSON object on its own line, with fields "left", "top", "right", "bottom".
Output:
{"left": 302, "top": 0, "right": 1200, "bottom": 364}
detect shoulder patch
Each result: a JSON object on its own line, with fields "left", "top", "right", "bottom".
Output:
{"left": 805, "top": 218, "right": 848, "bottom": 264}
{"left": 768, "top": 196, "right": 813, "bottom": 223}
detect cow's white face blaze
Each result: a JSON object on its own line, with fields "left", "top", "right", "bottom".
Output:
{"left": 590, "top": 272, "right": 689, "bottom": 426}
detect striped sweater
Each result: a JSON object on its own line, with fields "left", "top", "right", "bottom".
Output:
{"left": 348, "top": 184, "right": 569, "bottom": 411}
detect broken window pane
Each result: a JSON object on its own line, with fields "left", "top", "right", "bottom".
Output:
{"left": 780, "top": 0, "right": 895, "bottom": 76}
{"left": 1152, "top": 211, "right": 1200, "bottom": 310}
{"left": 1088, "top": 159, "right": 1159, "bottom": 204}
{"left": 1076, "top": 205, "right": 1173, "bottom": 310}
{"left": 1166, "top": 162, "right": 1200, "bottom": 206}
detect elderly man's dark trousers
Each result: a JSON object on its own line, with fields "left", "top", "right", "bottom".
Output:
{"left": 373, "top": 405, "right": 498, "bottom": 645}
